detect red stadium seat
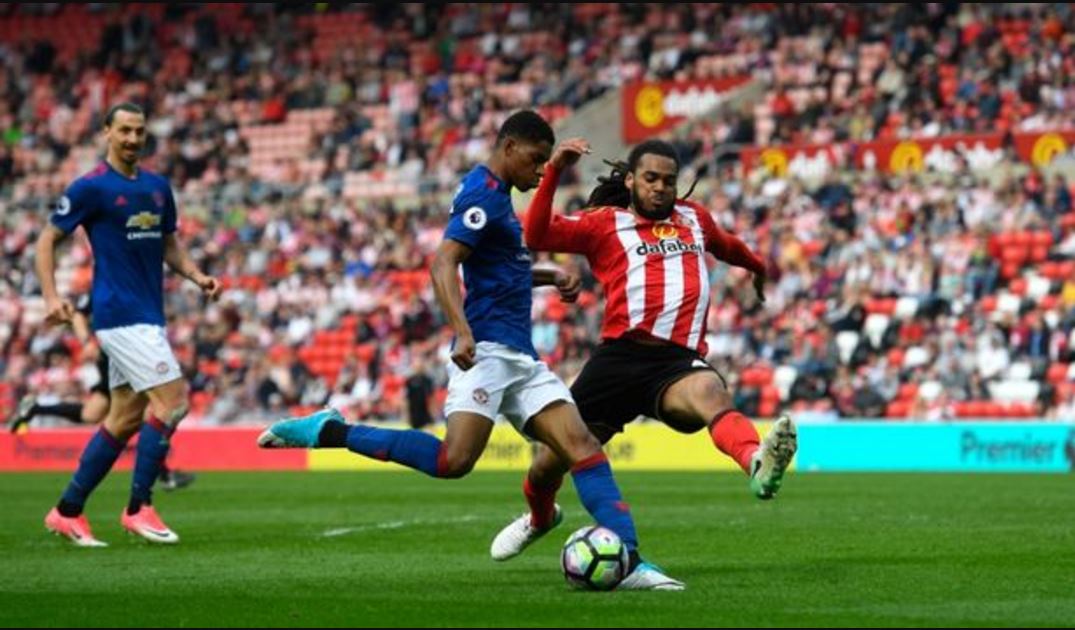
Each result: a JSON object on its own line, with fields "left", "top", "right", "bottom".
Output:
{"left": 1032, "top": 231, "right": 1053, "bottom": 248}
{"left": 1000, "top": 246, "right": 1027, "bottom": 265}
{"left": 340, "top": 314, "right": 360, "bottom": 331}
{"left": 1013, "top": 232, "right": 1034, "bottom": 248}
{"left": 886, "top": 400, "right": 909, "bottom": 418}
{"left": 993, "top": 232, "right": 1017, "bottom": 249}
{"left": 740, "top": 367, "right": 774, "bottom": 387}
{"left": 1000, "top": 262, "right": 1021, "bottom": 280}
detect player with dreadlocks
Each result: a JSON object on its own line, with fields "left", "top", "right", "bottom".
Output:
{"left": 490, "top": 138, "right": 798, "bottom": 561}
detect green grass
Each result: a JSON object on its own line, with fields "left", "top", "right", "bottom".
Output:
{"left": 1, "top": 471, "right": 1073, "bottom": 627}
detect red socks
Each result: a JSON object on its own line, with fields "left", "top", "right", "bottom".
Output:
{"left": 523, "top": 474, "right": 563, "bottom": 528}
{"left": 709, "top": 409, "right": 760, "bottom": 474}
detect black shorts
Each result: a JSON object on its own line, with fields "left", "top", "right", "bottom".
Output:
{"left": 89, "top": 352, "right": 111, "bottom": 397}
{"left": 569, "top": 338, "right": 725, "bottom": 443}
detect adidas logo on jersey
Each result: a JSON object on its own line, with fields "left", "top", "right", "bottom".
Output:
{"left": 635, "top": 239, "right": 703, "bottom": 257}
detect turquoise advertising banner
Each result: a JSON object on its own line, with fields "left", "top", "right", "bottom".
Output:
{"left": 798, "top": 422, "right": 1075, "bottom": 472}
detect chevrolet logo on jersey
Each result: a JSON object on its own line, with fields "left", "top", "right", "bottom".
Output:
{"left": 126, "top": 211, "right": 161, "bottom": 230}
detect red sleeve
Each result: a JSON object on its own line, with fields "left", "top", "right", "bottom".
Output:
{"left": 523, "top": 163, "right": 600, "bottom": 254}
{"left": 688, "top": 200, "right": 767, "bottom": 275}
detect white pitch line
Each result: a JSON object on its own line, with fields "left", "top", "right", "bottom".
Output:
{"left": 320, "top": 514, "right": 482, "bottom": 538}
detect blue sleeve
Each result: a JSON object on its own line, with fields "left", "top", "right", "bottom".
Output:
{"left": 162, "top": 183, "right": 178, "bottom": 234}
{"left": 50, "top": 178, "right": 96, "bottom": 234}
{"left": 443, "top": 191, "right": 509, "bottom": 249}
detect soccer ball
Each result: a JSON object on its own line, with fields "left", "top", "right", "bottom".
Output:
{"left": 560, "top": 525, "right": 629, "bottom": 591}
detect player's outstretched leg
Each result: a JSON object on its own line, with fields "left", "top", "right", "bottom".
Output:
{"left": 663, "top": 371, "right": 797, "bottom": 499}
{"left": 259, "top": 407, "right": 490, "bottom": 479}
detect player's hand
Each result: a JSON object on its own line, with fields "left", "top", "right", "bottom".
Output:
{"left": 43, "top": 297, "right": 75, "bottom": 327}
{"left": 555, "top": 269, "right": 582, "bottom": 303}
{"left": 550, "top": 138, "right": 591, "bottom": 170}
{"left": 195, "top": 274, "right": 222, "bottom": 302}
{"left": 752, "top": 272, "right": 767, "bottom": 305}
{"left": 452, "top": 332, "right": 477, "bottom": 371}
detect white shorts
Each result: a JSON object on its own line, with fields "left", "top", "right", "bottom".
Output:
{"left": 95, "top": 324, "right": 183, "bottom": 393}
{"left": 444, "top": 341, "right": 574, "bottom": 436}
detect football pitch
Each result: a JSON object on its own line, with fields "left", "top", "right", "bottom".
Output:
{"left": 1, "top": 471, "right": 1072, "bottom": 628}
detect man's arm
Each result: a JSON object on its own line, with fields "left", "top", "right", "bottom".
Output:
{"left": 35, "top": 225, "right": 76, "bottom": 326}
{"left": 706, "top": 225, "right": 767, "bottom": 275}
{"left": 430, "top": 239, "right": 477, "bottom": 370}
{"left": 523, "top": 138, "right": 592, "bottom": 253}
{"left": 532, "top": 266, "right": 582, "bottom": 303}
{"left": 71, "top": 310, "right": 92, "bottom": 344}
{"left": 163, "top": 233, "right": 221, "bottom": 300}
{"left": 690, "top": 202, "right": 768, "bottom": 303}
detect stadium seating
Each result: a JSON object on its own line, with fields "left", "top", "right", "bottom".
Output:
{"left": 3, "top": 3, "right": 1075, "bottom": 424}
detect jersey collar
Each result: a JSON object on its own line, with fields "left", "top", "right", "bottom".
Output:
{"left": 103, "top": 159, "right": 140, "bottom": 181}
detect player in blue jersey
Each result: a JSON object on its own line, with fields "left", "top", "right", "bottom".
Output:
{"left": 259, "top": 111, "right": 684, "bottom": 590}
{"left": 35, "top": 102, "right": 220, "bottom": 546}
{"left": 9, "top": 294, "right": 197, "bottom": 491}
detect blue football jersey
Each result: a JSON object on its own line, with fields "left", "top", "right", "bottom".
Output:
{"left": 442, "top": 164, "right": 536, "bottom": 357}
{"left": 50, "top": 162, "right": 177, "bottom": 331}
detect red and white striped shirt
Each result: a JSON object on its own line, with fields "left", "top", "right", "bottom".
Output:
{"left": 525, "top": 167, "right": 766, "bottom": 356}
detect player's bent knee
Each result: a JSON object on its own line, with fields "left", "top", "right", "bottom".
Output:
{"left": 167, "top": 400, "right": 190, "bottom": 426}
{"left": 689, "top": 378, "right": 731, "bottom": 414}
{"left": 106, "top": 416, "right": 141, "bottom": 440}
{"left": 155, "top": 399, "right": 189, "bottom": 430}
{"left": 531, "top": 444, "right": 570, "bottom": 479}
{"left": 439, "top": 459, "right": 475, "bottom": 479}
{"left": 560, "top": 428, "right": 603, "bottom": 463}
{"left": 439, "top": 449, "right": 479, "bottom": 478}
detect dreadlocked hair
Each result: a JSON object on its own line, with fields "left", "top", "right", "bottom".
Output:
{"left": 586, "top": 159, "right": 631, "bottom": 207}
{"left": 584, "top": 140, "right": 700, "bottom": 207}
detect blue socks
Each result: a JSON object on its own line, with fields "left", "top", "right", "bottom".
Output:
{"left": 129, "top": 417, "right": 172, "bottom": 513}
{"left": 58, "top": 427, "right": 126, "bottom": 516}
{"left": 570, "top": 453, "right": 639, "bottom": 551}
{"left": 344, "top": 423, "right": 445, "bottom": 478}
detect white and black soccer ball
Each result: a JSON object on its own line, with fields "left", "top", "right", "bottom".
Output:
{"left": 560, "top": 525, "right": 629, "bottom": 591}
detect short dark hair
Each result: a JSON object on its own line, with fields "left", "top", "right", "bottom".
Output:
{"left": 626, "top": 139, "right": 680, "bottom": 173}
{"left": 104, "top": 102, "right": 145, "bottom": 127}
{"left": 495, "top": 110, "right": 555, "bottom": 147}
